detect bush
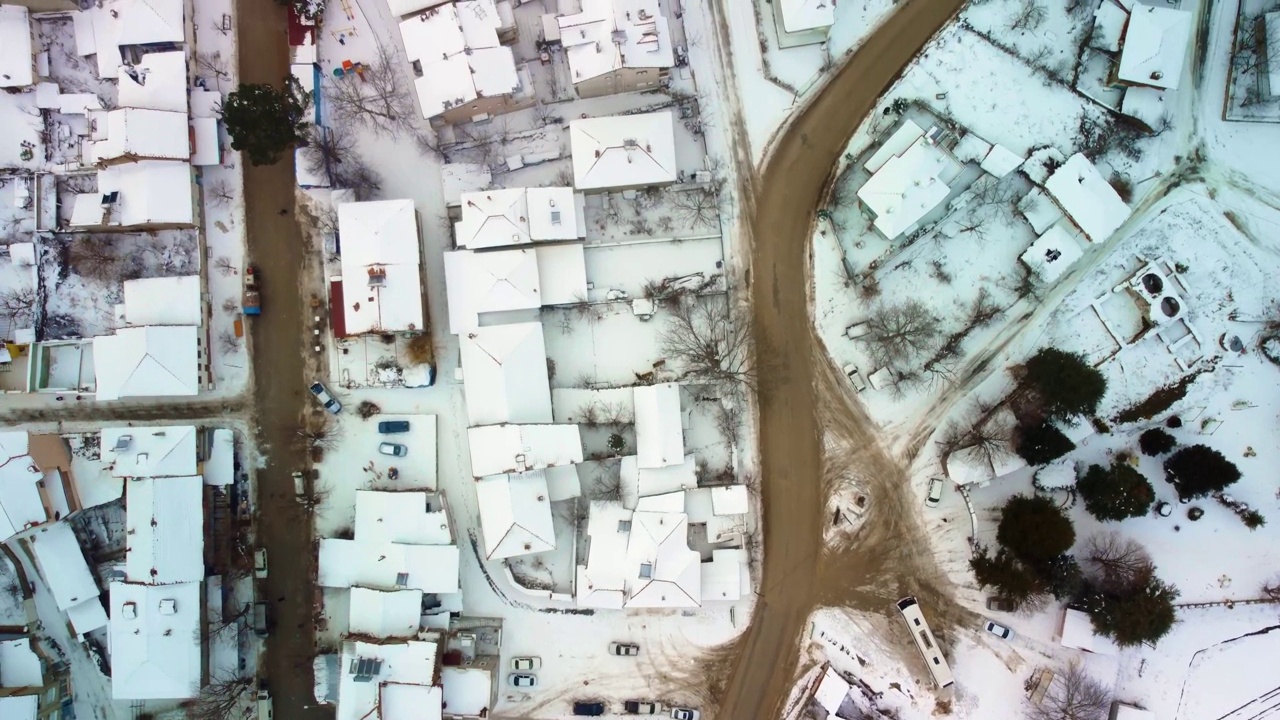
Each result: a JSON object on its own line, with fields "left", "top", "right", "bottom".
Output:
{"left": 1138, "top": 428, "right": 1176, "bottom": 456}
{"left": 1078, "top": 463, "right": 1155, "bottom": 521}
{"left": 1081, "top": 575, "right": 1179, "bottom": 647}
{"left": 1015, "top": 421, "right": 1076, "bottom": 465}
{"left": 970, "top": 547, "right": 1046, "bottom": 609}
{"left": 997, "top": 494, "right": 1076, "bottom": 566}
{"left": 1164, "top": 444, "right": 1241, "bottom": 500}
{"left": 1023, "top": 348, "right": 1108, "bottom": 421}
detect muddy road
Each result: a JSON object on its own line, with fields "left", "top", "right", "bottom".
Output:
{"left": 713, "top": 0, "right": 966, "bottom": 718}
{"left": 234, "top": 1, "right": 326, "bottom": 716}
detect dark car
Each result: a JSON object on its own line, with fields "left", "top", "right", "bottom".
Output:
{"left": 625, "top": 700, "right": 661, "bottom": 714}
{"left": 985, "top": 596, "right": 1014, "bottom": 613}
{"left": 573, "top": 701, "right": 606, "bottom": 716}
{"left": 378, "top": 420, "right": 410, "bottom": 434}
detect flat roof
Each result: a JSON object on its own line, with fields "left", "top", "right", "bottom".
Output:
{"left": 527, "top": 188, "right": 583, "bottom": 241}
{"left": 0, "top": 456, "right": 46, "bottom": 541}
{"left": 466, "top": 424, "right": 583, "bottom": 477}
{"left": 1021, "top": 223, "right": 1083, "bottom": 283}
{"left": 980, "top": 144, "right": 1024, "bottom": 178}
{"left": 534, "top": 244, "right": 588, "bottom": 305}
{"left": 101, "top": 425, "right": 197, "bottom": 478}
{"left": 1119, "top": 6, "right": 1192, "bottom": 90}
{"left": 27, "top": 522, "right": 100, "bottom": 612}
{"left": 459, "top": 322, "right": 554, "bottom": 426}
{"left": 621, "top": 454, "right": 697, "bottom": 501}
{"left": 318, "top": 539, "right": 460, "bottom": 594}
{"left": 0, "top": 5, "right": 33, "bottom": 89}
{"left": 778, "top": 0, "right": 836, "bottom": 34}
{"left": 348, "top": 587, "right": 424, "bottom": 639}
{"left": 1121, "top": 85, "right": 1167, "bottom": 129}
{"left": 203, "top": 429, "right": 234, "bottom": 487}
{"left": 475, "top": 471, "right": 556, "bottom": 559}
{"left": 440, "top": 666, "right": 492, "bottom": 717}
{"left": 441, "top": 163, "right": 493, "bottom": 206}
{"left": 109, "top": 581, "right": 202, "bottom": 699}
{"left": 353, "top": 491, "right": 452, "bottom": 545}
{"left": 125, "top": 475, "right": 204, "bottom": 585}
{"left": 399, "top": 1, "right": 520, "bottom": 119}
{"left": 700, "top": 547, "right": 748, "bottom": 602}
{"left": 570, "top": 111, "right": 677, "bottom": 190}
{"left": 387, "top": 0, "right": 452, "bottom": 17}
{"left": 190, "top": 117, "right": 220, "bottom": 166}
{"left": 1044, "top": 153, "right": 1132, "bottom": 242}
{"left": 634, "top": 383, "right": 684, "bottom": 468}
{"left": 0, "top": 637, "right": 41, "bottom": 688}
{"left": 559, "top": 0, "right": 674, "bottom": 84}
{"left": 0, "top": 696, "right": 36, "bottom": 720}
{"left": 813, "top": 666, "right": 851, "bottom": 713}
{"left": 117, "top": 51, "right": 188, "bottom": 112}
{"left": 857, "top": 134, "right": 954, "bottom": 239}
{"left": 576, "top": 501, "right": 631, "bottom": 608}
{"left": 1060, "top": 608, "right": 1120, "bottom": 655}
{"left": 123, "top": 276, "right": 202, "bottom": 327}
{"left": 337, "top": 199, "right": 424, "bottom": 334}
{"left": 91, "top": 109, "right": 190, "bottom": 163}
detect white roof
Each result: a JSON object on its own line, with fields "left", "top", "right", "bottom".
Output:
{"left": 980, "top": 144, "right": 1024, "bottom": 178}
{"left": 1118, "top": 6, "right": 1192, "bottom": 90}
{"left": 337, "top": 199, "right": 425, "bottom": 335}
{"left": 67, "top": 596, "right": 110, "bottom": 636}
{"left": 1121, "top": 86, "right": 1167, "bottom": 129}
{"left": 354, "top": 491, "right": 453, "bottom": 545}
{"left": 337, "top": 639, "right": 441, "bottom": 720}
{"left": 475, "top": 470, "right": 556, "bottom": 559}
{"left": 467, "top": 424, "right": 583, "bottom": 477}
{"left": 190, "top": 117, "right": 220, "bottom": 166}
{"left": 633, "top": 383, "right": 684, "bottom": 468}
{"left": 441, "top": 163, "right": 492, "bottom": 206}
{"left": 625, "top": 510, "right": 700, "bottom": 607}
{"left": 72, "top": 160, "right": 195, "bottom": 228}
{"left": 1044, "top": 153, "right": 1132, "bottom": 242}
{"left": 115, "top": 0, "right": 184, "bottom": 46}
{"left": 711, "top": 485, "right": 749, "bottom": 515}
{"left": 857, "top": 134, "right": 954, "bottom": 239}
{"left": 442, "top": 249, "right": 541, "bottom": 333}
{"left": 1017, "top": 187, "right": 1064, "bottom": 235}
{"left": 386, "top": 0, "right": 451, "bottom": 17}
{"left": 1060, "top": 608, "right": 1120, "bottom": 655}
{"left": 189, "top": 89, "right": 220, "bottom": 119}
{"left": 27, "top": 522, "right": 101, "bottom": 611}
{"left": 456, "top": 187, "right": 583, "bottom": 248}
{"left": 1021, "top": 223, "right": 1083, "bottom": 283}
{"left": 0, "top": 697, "right": 36, "bottom": 720}
{"left": 123, "top": 276, "right": 202, "bottom": 326}
{"left": 570, "top": 111, "right": 677, "bottom": 190}
{"left": 0, "top": 432, "right": 28, "bottom": 462}
{"left": 545, "top": 464, "right": 582, "bottom": 501}
{"left": 951, "top": 132, "right": 992, "bottom": 164}
{"left": 778, "top": 0, "right": 836, "bottom": 33}
{"left": 700, "top": 547, "right": 748, "bottom": 602}
{"left": 459, "top": 323, "right": 554, "bottom": 426}
{"left": 91, "top": 109, "right": 190, "bottom": 163}
{"left": 0, "top": 638, "right": 43, "bottom": 688}
{"left": 117, "top": 51, "right": 188, "bottom": 112}
{"left": 125, "top": 476, "right": 204, "bottom": 585}
{"left": 0, "top": 6, "right": 33, "bottom": 89}
{"left": 814, "top": 666, "right": 851, "bottom": 713}
{"left": 203, "top": 429, "right": 234, "bottom": 487}
{"left": 0, "top": 456, "right": 46, "bottom": 540}
{"left": 93, "top": 326, "right": 199, "bottom": 401}
{"left": 534, "top": 244, "right": 588, "bottom": 305}
{"left": 439, "top": 667, "right": 490, "bottom": 719}
{"left": 382, "top": 683, "right": 444, "bottom": 720}
{"left": 865, "top": 120, "right": 925, "bottom": 172}
{"left": 576, "top": 501, "right": 632, "bottom": 608}
{"left": 1091, "top": 0, "right": 1128, "bottom": 52}
{"left": 1268, "top": 13, "right": 1280, "bottom": 96}
{"left": 348, "top": 587, "right": 424, "bottom": 639}
{"left": 318, "top": 539, "right": 460, "bottom": 593}
{"left": 945, "top": 445, "right": 996, "bottom": 486}
{"left": 621, "top": 454, "right": 697, "bottom": 501}
{"left": 559, "top": 0, "right": 674, "bottom": 84}
{"left": 399, "top": 1, "right": 520, "bottom": 119}
{"left": 1112, "top": 705, "right": 1156, "bottom": 720}
{"left": 527, "top": 188, "right": 583, "bottom": 241}
{"left": 101, "top": 425, "right": 197, "bottom": 478}
{"left": 109, "top": 581, "right": 202, "bottom": 699}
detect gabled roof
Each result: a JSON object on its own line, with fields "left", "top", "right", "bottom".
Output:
{"left": 27, "top": 522, "right": 101, "bottom": 612}
{"left": 455, "top": 189, "right": 530, "bottom": 249}
{"left": 124, "top": 475, "right": 204, "bottom": 585}
{"left": 0, "top": 455, "right": 46, "bottom": 540}
{"left": 442, "top": 249, "right": 541, "bottom": 333}
{"left": 318, "top": 539, "right": 460, "bottom": 593}
{"left": 633, "top": 383, "right": 684, "bottom": 468}
{"left": 1118, "top": 6, "right": 1192, "bottom": 90}
{"left": 117, "top": 51, "right": 188, "bottom": 113}
{"left": 72, "top": 161, "right": 195, "bottom": 228}
{"left": 348, "top": 587, "right": 424, "bottom": 639}
{"left": 337, "top": 199, "right": 425, "bottom": 335}
{"left": 1043, "top": 153, "right": 1131, "bottom": 243}
{"left": 857, "top": 133, "right": 954, "bottom": 239}
{"left": 778, "top": 0, "right": 836, "bottom": 34}
{"left": 101, "top": 425, "right": 197, "bottom": 478}
{"left": 475, "top": 470, "right": 556, "bottom": 559}
{"left": 116, "top": 0, "right": 185, "bottom": 46}
{"left": 109, "top": 581, "right": 202, "bottom": 699}
{"left": 466, "top": 424, "right": 583, "bottom": 477}
{"left": 459, "top": 323, "right": 553, "bottom": 426}
{"left": 624, "top": 511, "right": 700, "bottom": 607}
{"left": 570, "top": 111, "right": 678, "bottom": 190}
{"left": 559, "top": 0, "right": 674, "bottom": 84}
{"left": 399, "top": 0, "right": 520, "bottom": 119}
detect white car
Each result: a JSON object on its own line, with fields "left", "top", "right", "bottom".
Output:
{"left": 670, "top": 709, "right": 701, "bottom": 720}
{"left": 510, "top": 657, "right": 541, "bottom": 671}
{"left": 308, "top": 382, "right": 342, "bottom": 414}
{"left": 925, "top": 477, "right": 945, "bottom": 508}
{"left": 508, "top": 673, "right": 537, "bottom": 688}
{"left": 254, "top": 549, "right": 268, "bottom": 579}
{"left": 984, "top": 620, "right": 1014, "bottom": 640}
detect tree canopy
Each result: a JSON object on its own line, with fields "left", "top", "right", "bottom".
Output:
{"left": 1138, "top": 428, "right": 1177, "bottom": 456}
{"left": 222, "top": 79, "right": 310, "bottom": 166}
{"left": 1164, "top": 444, "right": 1241, "bottom": 500}
{"left": 1023, "top": 348, "right": 1107, "bottom": 421}
{"left": 1015, "top": 421, "right": 1076, "bottom": 466}
{"left": 997, "top": 494, "right": 1076, "bottom": 566}
{"left": 275, "top": 0, "right": 327, "bottom": 22}
{"left": 1077, "top": 463, "right": 1155, "bottom": 521}
{"left": 970, "top": 547, "right": 1046, "bottom": 610}
{"left": 1081, "top": 574, "right": 1179, "bottom": 647}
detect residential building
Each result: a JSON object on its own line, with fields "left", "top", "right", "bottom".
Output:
{"left": 466, "top": 424, "right": 583, "bottom": 477}
{"left": 87, "top": 108, "right": 190, "bottom": 166}
{"left": 124, "top": 475, "right": 204, "bottom": 585}
{"left": 101, "top": 426, "right": 198, "bottom": 478}
{"left": 334, "top": 199, "right": 426, "bottom": 337}
{"left": 319, "top": 491, "right": 460, "bottom": 594}
{"left": 1057, "top": 607, "right": 1120, "bottom": 655}
{"left": 117, "top": 51, "right": 188, "bottom": 113}
{"left": 26, "top": 523, "right": 110, "bottom": 637}
{"left": 557, "top": 0, "right": 674, "bottom": 98}
{"left": 443, "top": 246, "right": 587, "bottom": 332}
{"left": 68, "top": 161, "right": 196, "bottom": 229}
{"left": 454, "top": 187, "right": 585, "bottom": 249}
{"left": 0, "top": 432, "right": 76, "bottom": 542}
{"left": 1020, "top": 222, "right": 1083, "bottom": 284}
{"left": 348, "top": 588, "right": 425, "bottom": 639}
{"left": 76, "top": 0, "right": 186, "bottom": 80}
{"left": 92, "top": 325, "right": 200, "bottom": 401}
{"left": 776, "top": 0, "right": 836, "bottom": 38}
{"left": 1043, "top": 153, "right": 1131, "bottom": 243}
{"left": 0, "top": 5, "right": 35, "bottom": 89}
{"left": 108, "top": 581, "right": 202, "bottom": 699}
{"left": 459, "top": 323, "right": 554, "bottom": 426}
{"left": 335, "top": 638, "right": 444, "bottom": 720}
{"left": 633, "top": 383, "right": 684, "bottom": 469}
{"left": 120, "top": 276, "right": 204, "bottom": 328}
{"left": 1115, "top": 6, "right": 1192, "bottom": 90}
{"left": 474, "top": 470, "right": 556, "bottom": 560}
{"left": 569, "top": 111, "right": 678, "bottom": 191}
{"left": 857, "top": 120, "right": 962, "bottom": 240}
{"left": 386, "top": 0, "right": 452, "bottom": 17}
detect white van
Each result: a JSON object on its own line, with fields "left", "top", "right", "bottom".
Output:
{"left": 257, "top": 687, "right": 273, "bottom": 720}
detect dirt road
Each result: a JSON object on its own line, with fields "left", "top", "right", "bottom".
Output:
{"left": 714, "top": 1, "right": 965, "bottom": 718}
{"left": 234, "top": 2, "right": 327, "bottom": 716}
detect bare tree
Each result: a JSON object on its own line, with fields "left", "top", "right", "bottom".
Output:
{"left": 1027, "top": 661, "right": 1112, "bottom": 720}
{"left": 1010, "top": 0, "right": 1048, "bottom": 32}
{"left": 324, "top": 41, "right": 417, "bottom": 136}
{"left": 195, "top": 51, "right": 232, "bottom": 90}
{"left": 671, "top": 188, "right": 720, "bottom": 230}
{"left": 1083, "top": 532, "right": 1154, "bottom": 593}
{"left": 587, "top": 466, "right": 623, "bottom": 502}
{"left": 206, "top": 178, "right": 236, "bottom": 207}
{"left": 187, "top": 676, "right": 253, "bottom": 720}
{"left": 413, "top": 130, "right": 444, "bottom": 161}
{"left": 68, "top": 236, "right": 118, "bottom": 280}
{"left": 217, "top": 329, "right": 240, "bottom": 355}
{"left": 213, "top": 256, "right": 237, "bottom": 277}
{"left": 859, "top": 300, "right": 942, "bottom": 373}
{"left": 0, "top": 287, "right": 35, "bottom": 326}
{"left": 297, "top": 415, "right": 343, "bottom": 452}
{"left": 659, "top": 295, "right": 756, "bottom": 389}
{"left": 1262, "top": 574, "right": 1280, "bottom": 600}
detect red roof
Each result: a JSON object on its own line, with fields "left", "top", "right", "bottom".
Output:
{"left": 287, "top": 5, "right": 316, "bottom": 48}
{"left": 328, "top": 280, "right": 348, "bottom": 339}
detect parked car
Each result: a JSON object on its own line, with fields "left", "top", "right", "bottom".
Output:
{"left": 670, "top": 709, "right": 701, "bottom": 720}
{"left": 378, "top": 442, "right": 408, "bottom": 457}
{"left": 508, "top": 673, "right": 537, "bottom": 688}
{"left": 984, "top": 620, "right": 1014, "bottom": 640}
{"left": 254, "top": 549, "right": 268, "bottom": 579}
{"left": 378, "top": 420, "right": 410, "bottom": 434}
{"left": 257, "top": 682, "right": 273, "bottom": 720}
{"left": 985, "top": 596, "right": 1014, "bottom": 613}
{"left": 510, "top": 657, "right": 541, "bottom": 671}
{"left": 573, "top": 701, "right": 606, "bottom": 716}
{"left": 253, "top": 602, "right": 270, "bottom": 638}
{"left": 624, "top": 700, "right": 662, "bottom": 714}
{"left": 609, "top": 642, "right": 640, "bottom": 656}
{"left": 292, "top": 471, "right": 307, "bottom": 501}
{"left": 924, "top": 477, "right": 945, "bottom": 507}
{"left": 842, "top": 364, "right": 867, "bottom": 392}
{"left": 308, "top": 381, "right": 342, "bottom": 414}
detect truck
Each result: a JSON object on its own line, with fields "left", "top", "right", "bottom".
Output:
{"left": 257, "top": 682, "right": 273, "bottom": 720}
{"left": 243, "top": 265, "right": 261, "bottom": 315}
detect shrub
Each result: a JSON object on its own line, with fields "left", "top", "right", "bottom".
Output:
{"left": 1015, "top": 421, "right": 1076, "bottom": 465}
{"left": 1077, "top": 463, "right": 1155, "bottom": 521}
{"left": 1138, "top": 428, "right": 1176, "bottom": 456}
{"left": 997, "top": 494, "right": 1076, "bottom": 566}
{"left": 970, "top": 547, "right": 1046, "bottom": 609}
{"left": 1164, "top": 444, "right": 1241, "bottom": 500}
{"left": 1081, "top": 574, "right": 1179, "bottom": 647}
{"left": 1023, "top": 348, "right": 1108, "bottom": 421}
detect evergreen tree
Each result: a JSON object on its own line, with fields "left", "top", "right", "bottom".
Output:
{"left": 1015, "top": 421, "right": 1076, "bottom": 465}
{"left": 997, "top": 494, "right": 1076, "bottom": 566}
{"left": 1077, "top": 463, "right": 1155, "bottom": 521}
{"left": 1081, "top": 575, "right": 1179, "bottom": 647}
{"left": 1138, "top": 428, "right": 1177, "bottom": 456}
{"left": 1164, "top": 444, "right": 1241, "bottom": 500}
{"left": 970, "top": 547, "right": 1046, "bottom": 609}
{"left": 1041, "top": 554, "right": 1084, "bottom": 601}
{"left": 1023, "top": 348, "right": 1107, "bottom": 421}
{"left": 222, "top": 79, "right": 310, "bottom": 166}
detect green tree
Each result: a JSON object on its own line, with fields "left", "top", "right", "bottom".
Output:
{"left": 970, "top": 547, "right": 1046, "bottom": 609}
{"left": 222, "top": 79, "right": 310, "bottom": 166}
{"left": 1041, "top": 554, "right": 1084, "bottom": 601}
{"left": 1022, "top": 348, "right": 1107, "bottom": 421}
{"left": 996, "top": 494, "right": 1076, "bottom": 566}
{"left": 1138, "top": 428, "right": 1177, "bottom": 456}
{"left": 1164, "top": 444, "right": 1241, "bottom": 500}
{"left": 1077, "top": 463, "right": 1155, "bottom": 521}
{"left": 1015, "top": 421, "right": 1076, "bottom": 465}
{"left": 1081, "top": 575, "right": 1179, "bottom": 647}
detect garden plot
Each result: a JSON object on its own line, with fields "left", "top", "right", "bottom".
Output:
{"left": 541, "top": 302, "right": 672, "bottom": 388}
{"left": 581, "top": 184, "right": 722, "bottom": 242}
{"left": 582, "top": 236, "right": 725, "bottom": 302}
{"left": 1223, "top": 0, "right": 1280, "bottom": 122}
{"left": 961, "top": 0, "right": 1097, "bottom": 82}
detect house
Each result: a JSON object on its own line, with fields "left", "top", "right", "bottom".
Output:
{"left": 620, "top": 454, "right": 697, "bottom": 500}
{"left": 442, "top": 163, "right": 493, "bottom": 207}
{"left": 454, "top": 187, "right": 585, "bottom": 249}
{"left": 336, "top": 199, "right": 426, "bottom": 336}
{"left": 1043, "top": 153, "right": 1132, "bottom": 243}
{"left": 108, "top": 580, "right": 202, "bottom": 699}
{"left": 101, "top": 425, "right": 198, "bottom": 478}
{"left": 443, "top": 246, "right": 587, "bottom": 332}
{"left": 458, "top": 323, "right": 554, "bottom": 427}
{"left": 1109, "top": 702, "right": 1155, "bottom": 720}
{"left": 121, "top": 276, "right": 203, "bottom": 327}
{"left": 117, "top": 51, "right": 188, "bottom": 113}
{"left": 348, "top": 587, "right": 425, "bottom": 639}
{"left": 1121, "top": 86, "right": 1168, "bottom": 132}
{"left": 569, "top": 111, "right": 678, "bottom": 191}
{"left": 1058, "top": 607, "right": 1120, "bottom": 655}
{"left": 557, "top": 0, "right": 674, "bottom": 98}
{"left": 466, "top": 424, "right": 583, "bottom": 477}
{"left": 0, "top": 5, "right": 35, "bottom": 89}
{"left": 777, "top": 0, "right": 836, "bottom": 37}
{"left": 1020, "top": 222, "right": 1084, "bottom": 284}
{"left": 335, "top": 639, "right": 444, "bottom": 720}
{"left": 634, "top": 383, "right": 684, "bottom": 469}
{"left": 1116, "top": 6, "right": 1192, "bottom": 90}
{"left": 474, "top": 470, "right": 556, "bottom": 560}
{"left": 78, "top": 0, "right": 186, "bottom": 80}
{"left": 92, "top": 326, "right": 200, "bottom": 401}
{"left": 319, "top": 540, "right": 461, "bottom": 594}
{"left": 857, "top": 121, "right": 961, "bottom": 240}
{"left": 386, "top": 0, "right": 452, "bottom": 17}
{"left": 398, "top": 0, "right": 530, "bottom": 124}
{"left": 124, "top": 475, "right": 204, "bottom": 585}
{"left": 812, "top": 665, "right": 853, "bottom": 715}
{"left": 575, "top": 500, "right": 705, "bottom": 609}
{"left": 0, "top": 433, "right": 75, "bottom": 542}
{"left": 69, "top": 161, "right": 196, "bottom": 229}
{"left": 353, "top": 490, "right": 453, "bottom": 546}
{"left": 26, "top": 522, "right": 110, "bottom": 636}
{"left": 1091, "top": 0, "right": 1128, "bottom": 52}
{"left": 203, "top": 429, "right": 235, "bottom": 487}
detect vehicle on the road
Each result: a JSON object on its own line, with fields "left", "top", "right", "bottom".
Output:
{"left": 670, "top": 709, "right": 700, "bottom": 720}
{"left": 254, "top": 549, "right": 268, "bottom": 579}
{"left": 257, "top": 682, "right": 273, "bottom": 720}
{"left": 508, "top": 673, "right": 536, "bottom": 688}
{"left": 609, "top": 642, "right": 640, "bottom": 656}
{"left": 925, "top": 477, "right": 945, "bottom": 507}
{"left": 624, "top": 700, "right": 661, "bottom": 714}
{"left": 896, "top": 596, "right": 954, "bottom": 690}
{"left": 510, "top": 657, "right": 541, "bottom": 671}
{"left": 984, "top": 620, "right": 1014, "bottom": 640}
{"left": 573, "top": 701, "right": 606, "bottom": 716}
{"left": 378, "top": 442, "right": 408, "bottom": 457}
{"left": 308, "top": 381, "right": 341, "bottom": 414}
{"left": 985, "top": 596, "right": 1014, "bottom": 613}
{"left": 378, "top": 420, "right": 411, "bottom": 434}
{"left": 292, "top": 471, "right": 307, "bottom": 501}
{"left": 243, "top": 265, "right": 261, "bottom": 316}
{"left": 253, "top": 602, "right": 270, "bottom": 638}
{"left": 842, "top": 364, "right": 867, "bottom": 392}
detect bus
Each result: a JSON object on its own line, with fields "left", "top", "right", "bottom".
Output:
{"left": 896, "top": 596, "right": 955, "bottom": 690}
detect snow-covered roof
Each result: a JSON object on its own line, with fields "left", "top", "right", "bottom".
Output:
{"left": 700, "top": 547, "right": 748, "bottom": 602}
{"left": 101, "top": 425, "right": 197, "bottom": 478}
{"left": 951, "top": 132, "right": 993, "bottom": 165}
{"left": 980, "top": 144, "right": 1024, "bottom": 178}
{"left": 27, "top": 522, "right": 101, "bottom": 611}
{"left": 0, "top": 637, "right": 43, "bottom": 688}
{"left": 0, "top": 432, "right": 29, "bottom": 462}
{"left": 189, "top": 89, "right": 220, "bottom": 118}
{"left": 348, "top": 587, "right": 424, "bottom": 639}
{"left": 545, "top": 464, "right": 582, "bottom": 501}
{"left": 1021, "top": 223, "right": 1083, "bottom": 283}
{"left": 399, "top": 1, "right": 520, "bottom": 119}
{"left": 1059, "top": 608, "right": 1120, "bottom": 655}
{"left": 459, "top": 323, "right": 554, "bottom": 426}
{"left": 778, "top": 0, "right": 836, "bottom": 34}
{"left": 439, "top": 667, "right": 490, "bottom": 719}
{"left": 318, "top": 539, "right": 460, "bottom": 593}
{"left": 337, "top": 639, "right": 441, "bottom": 720}
{"left": 382, "top": 683, "right": 445, "bottom": 720}
{"left": 467, "top": 424, "right": 583, "bottom": 477}
{"left": 0, "top": 697, "right": 36, "bottom": 720}
{"left": 117, "top": 51, "right": 188, "bottom": 112}
{"left": 1121, "top": 86, "right": 1167, "bottom": 129}
{"left": 633, "top": 383, "right": 684, "bottom": 468}
{"left": 91, "top": 109, "right": 190, "bottom": 163}
{"left": 576, "top": 501, "right": 631, "bottom": 608}
{"left": 66, "top": 596, "right": 110, "bottom": 636}
{"left": 353, "top": 491, "right": 452, "bottom": 545}
{"left": 456, "top": 187, "right": 583, "bottom": 248}
{"left": 621, "top": 454, "right": 697, "bottom": 500}
{"left": 93, "top": 326, "right": 199, "bottom": 401}
{"left": 72, "top": 160, "right": 195, "bottom": 228}
{"left": 814, "top": 666, "right": 851, "bottom": 713}
{"left": 0, "top": 455, "right": 46, "bottom": 540}
{"left": 857, "top": 133, "right": 955, "bottom": 240}
{"left": 570, "top": 111, "right": 677, "bottom": 190}
{"left": 1268, "top": 13, "right": 1280, "bottom": 97}
{"left": 1016, "top": 187, "right": 1064, "bottom": 235}
{"left": 559, "top": 0, "right": 674, "bottom": 84}
{"left": 0, "top": 5, "right": 33, "bottom": 89}
{"left": 711, "top": 484, "right": 749, "bottom": 515}
{"left": 190, "top": 117, "right": 220, "bottom": 166}
{"left": 475, "top": 470, "right": 556, "bottom": 559}
{"left": 125, "top": 475, "right": 204, "bottom": 585}
{"left": 337, "top": 199, "right": 425, "bottom": 335}
{"left": 109, "top": 581, "right": 202, "bottom": 699}
{"left": 625, "top": 510, "right": 700, "bottom": 607}
{"left": 442, "top": 249, "right": 541, "bottom": 332}
{"left": 386, "top": 0, "right": 451, "bottom": 17}
{"left": 527, "top": 187, "right": 584, "bottom": 241}
{"left": 864, "top": 120, "right": 925, "bottom": 173}
{"left": 1091, "top": 0, "right": 1128, "bottom": 53}
{"left": 945, "top": 445, "right": 997, "bottom": 486}
{"left": 1118, "top": 6, "right": 1192, "bottom": 90}
{"left": 534, "top": 244, "right": 588, "bottom": 305}
{"left": 1043, "top": 153, "right": 1131, "bottom": 243}
{"left": 1111, "top": 705, "right": 1156, "bottom": 720}
{"left": 442, "top": 163, "right": 493, "bottom": 206}
{"left": 123, "top": 276, "right": 202, "bottom": 327}
{"left": 115, "top": 0, "right": 185, "bottom": 46}
{"left": 204, "top": 429, "right": 234, "bottom": 487}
